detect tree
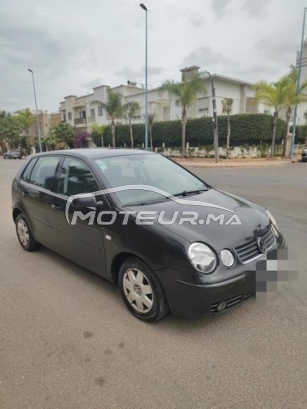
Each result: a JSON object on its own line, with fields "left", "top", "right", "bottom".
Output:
{"left": 49, "top": 122, "right": 75, "bottom": 149}
{"left": 90, "top": 123, "right": 108, "bottom": 147}
{"left": 253, "top": 79, "right": 290, "bottom": 157}
{"left": 159, "top": 73, "right": 206, "bottom": 157}
{"left": 0, "top": 111, "right": 20, "bottom": 151}
{"left": 147, "top": 113, "right": 156, "bottom": 151}
{"left": 281, "top": 66, "right": 307, "bottom": 156}
{"left": 221, "top": 98, "right": 233, "bottom": 157}
{"left": 92, "top": 90, "right": 123, "bottom": 147}
{"left": 15, "top": 108, "right": 35, "bottom": 136}
{"left": 123, "top": 101, "right": 140, "bottom": 148}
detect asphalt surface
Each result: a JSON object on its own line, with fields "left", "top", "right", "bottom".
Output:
{"left": 0, "top": 159, "right": 307, "bottom": 409}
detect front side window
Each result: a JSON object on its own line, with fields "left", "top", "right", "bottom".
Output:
{"left": 30, "top": 157, "right": 60, "bottom": 190}
{"left": 57, "top": 158, "right": 99, "bottom": 196}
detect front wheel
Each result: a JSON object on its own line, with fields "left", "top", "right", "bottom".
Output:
{"left": 118, "top": 257, "right": 169, "bottom": 322}
{"left": 15, "top": 214, "right": 40, "bottom": 251}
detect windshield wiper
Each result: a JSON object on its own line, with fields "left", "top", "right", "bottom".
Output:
{"left": 172, "top": 188, "right": 209, "bottom": 197}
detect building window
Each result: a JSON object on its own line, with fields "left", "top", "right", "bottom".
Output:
{"left": 163, "top": 106, "right": 170, "bottom": 121}
{"left": 68, "top": 112, "right": 72, "bottom": 120}
{"left": 98, "top": 106, "right": 103, "bottom": 116}
{"left": 63, "top": 114, "right": 66, "bottom": 122}
{"left": 90, "top": 108, "right": 95, "bottom": 117}
{"left": 79, "top": 110, "right": 86, "bottom": 119}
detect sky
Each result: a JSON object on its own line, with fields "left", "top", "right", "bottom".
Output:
{"left": 0, "top": 0, "right": 306, "bottom": 113}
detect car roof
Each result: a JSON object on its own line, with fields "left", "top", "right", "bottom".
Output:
{"left": 30, "top": 148, "right": 156, "bottom": 160}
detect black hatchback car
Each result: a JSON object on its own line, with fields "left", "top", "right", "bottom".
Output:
{"left": 12, "top": 149, "right": 285, "bottom": 321}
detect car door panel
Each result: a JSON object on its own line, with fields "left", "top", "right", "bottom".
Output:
{"left": 51, "top": 157, "right": 107, "bottom": 276}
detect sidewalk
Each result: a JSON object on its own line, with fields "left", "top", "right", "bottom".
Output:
{"left": 173, "top": 157, "right": 300, "bottom": 168}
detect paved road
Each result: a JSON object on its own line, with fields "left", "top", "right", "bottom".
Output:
{"left": 0, "top": 159, "right": 307, "bottom": 409}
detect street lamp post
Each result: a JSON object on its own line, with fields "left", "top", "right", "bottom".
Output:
{"left": 28, "top": 69, "right": 42, "bottom": 152}
{"left": 140, "top": 3, "right": 148, "bottom": 150}
{"left": 289, "top": 7, "right": 307, "bottom": 160}
{"left": 205, "top": 70, "right": 219, "bottom": 163}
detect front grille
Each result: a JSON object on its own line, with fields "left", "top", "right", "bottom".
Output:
{"left": 210, "top": 291, "right": 255, "bottom": 313}
{"left": 234, "top": 227, "right": 276, "bottom": 264}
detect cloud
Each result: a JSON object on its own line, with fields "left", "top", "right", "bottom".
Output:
{"left": 80, "top": 79, "right": 104, "bottom": 89}
{"left": 210, "top": 0, "right": 232, "bottom": 18}
{"left": 182, "top": 46, "right": 235, "bottom": 70}
{"left": 255, "top": 36, "right": 298, "bottom": 62}
{"left": 115, "top": 66, "right": 163, "bottom": 80}
{"left": 241, "top": 0, "right": 270, "bottom": 17}
{"left": 211, "top": 0, "right": 270, "bottom": 19}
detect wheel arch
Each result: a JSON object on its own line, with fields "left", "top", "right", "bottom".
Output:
{"left": 12, "top": 207, "right": 22, "bottom": 222}
{"left": 111, "top": 252, "right": 153, "bottom": 285}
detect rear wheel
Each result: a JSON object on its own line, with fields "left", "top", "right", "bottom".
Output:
{"left": 118, "top": 257, "right": 169, "bottom": 322}
{"left": 15, "top": 214, "right": 40, "bottom": 251}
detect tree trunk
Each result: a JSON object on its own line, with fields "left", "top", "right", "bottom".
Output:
{"left": 271, "top": 111, "right": 278, "bottom": 157}
{"left": 283, "top": 107, "right": 291, "bottom": 157}
{"left": 181, "top": 106, "right": 187, "bottom": 158}
{"left": 129, "top": 120, "right": 134, "bottom": 148}
{"left": 111, "top": 119, "right": 116, "bottom": 148}
{"left": 101, "top": 135, "right": 104, "bottom": 147}
{"left": 149, "top": 127, "right": 153, "bottom": 151}
{"left": 226, "top": 114, "right": 231, "bottom": 158}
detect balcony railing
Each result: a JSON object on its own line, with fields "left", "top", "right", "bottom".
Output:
{"left": 88, "top": 116, "right": 96, "bottom": 123}
{"left": 74, "top": 118, "right": 87, "bottom": 125}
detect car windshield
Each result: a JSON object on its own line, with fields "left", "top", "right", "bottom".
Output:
{"left": 95, "top": 153, "right": 208, "bottom": 206}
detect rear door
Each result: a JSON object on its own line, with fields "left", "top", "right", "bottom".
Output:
{"left": 20, "top": 156, "right": 61, "bottom": 249}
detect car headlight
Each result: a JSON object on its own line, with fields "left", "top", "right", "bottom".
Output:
{"left": 220, "top": 249, "right": 235, "bottom": 267}
{"left": 266, "top": 210, "right": 278, "bottom": 231}
{"left": 188, "top": 242, "right": 217, "bottom": 274}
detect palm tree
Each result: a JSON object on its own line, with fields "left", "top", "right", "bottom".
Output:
{"left": 159, "top": 73, "right": 206, "bottom": 157}
{"left": 123, "top": 101, "right": 140, "bottom": 148}
{"left": 281, "top": 66, "right": 307, "bottom": 156}
{"left": 49, "top": 122, "right": 75, "bottom": 149}
{"left": 0, "top": 111, "right": 20, "bottom": 150}
{"left": 90, "top": 123, "right": 108, "bottom": 147}
{"left": 221, "top": 98, "right": 233, "bottom": 157}
{"left": 253, "top": 79, "right": 289, "bottom": 157}
{"left": 147, "top": 113, "right": 156, "bottom": 151}
{"left": 16, "top": 108, "right": 35, "bottom": 136}
{"left": 92, "top": 90, "right": 123, "bottom": 147}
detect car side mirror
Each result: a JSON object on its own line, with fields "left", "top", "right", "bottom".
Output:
{"left": 71, "top": 195, "right": 97, "bottom": 209}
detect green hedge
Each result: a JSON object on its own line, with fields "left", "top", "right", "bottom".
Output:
{"left": 92, "top": 114, "right": 287, "bottom": 148}
{"left": 289, "top": 125, "right": 307, "bottom": 144}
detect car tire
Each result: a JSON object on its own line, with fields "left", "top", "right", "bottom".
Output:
{"left": 118, "top": 257, "right": 169, "bottom": 322}
{"left": 15, "top": 214, "right": 40, "bottom": 251}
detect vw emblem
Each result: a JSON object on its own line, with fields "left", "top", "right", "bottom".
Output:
{"left": 257, "top": 237, "right": 267, "bottom": 253}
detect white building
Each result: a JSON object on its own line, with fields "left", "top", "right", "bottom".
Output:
{"left": 59, "top": 66, "right": 291, "bottom": 132}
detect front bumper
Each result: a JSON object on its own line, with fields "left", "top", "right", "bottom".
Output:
{"left": 156, "top": 234, "right": 286, "bottom": 318}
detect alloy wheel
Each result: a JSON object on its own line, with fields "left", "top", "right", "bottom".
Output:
{"left": 122, "top": 268, "right": 154, "bottom": 313}
{"left": 17, "top": 219, "right": 30, "bottom": 247}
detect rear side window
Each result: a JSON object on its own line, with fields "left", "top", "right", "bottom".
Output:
{"left": 22, "top": 158, "right": 38, "bottom": 183}
{"left": 30, "top": 157, "right": 60, "bottom": 190}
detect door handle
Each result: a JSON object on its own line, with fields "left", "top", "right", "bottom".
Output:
{"left": 51, "top": 204, "right": 61, "bottom": 211}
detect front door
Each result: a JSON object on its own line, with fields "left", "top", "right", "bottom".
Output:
{"left": 51, "top": 157, "right": 107, "bottom": 276}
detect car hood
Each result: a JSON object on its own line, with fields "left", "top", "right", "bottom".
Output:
{"left": 127, "top": 188, "right": 270, "bottom": 251}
